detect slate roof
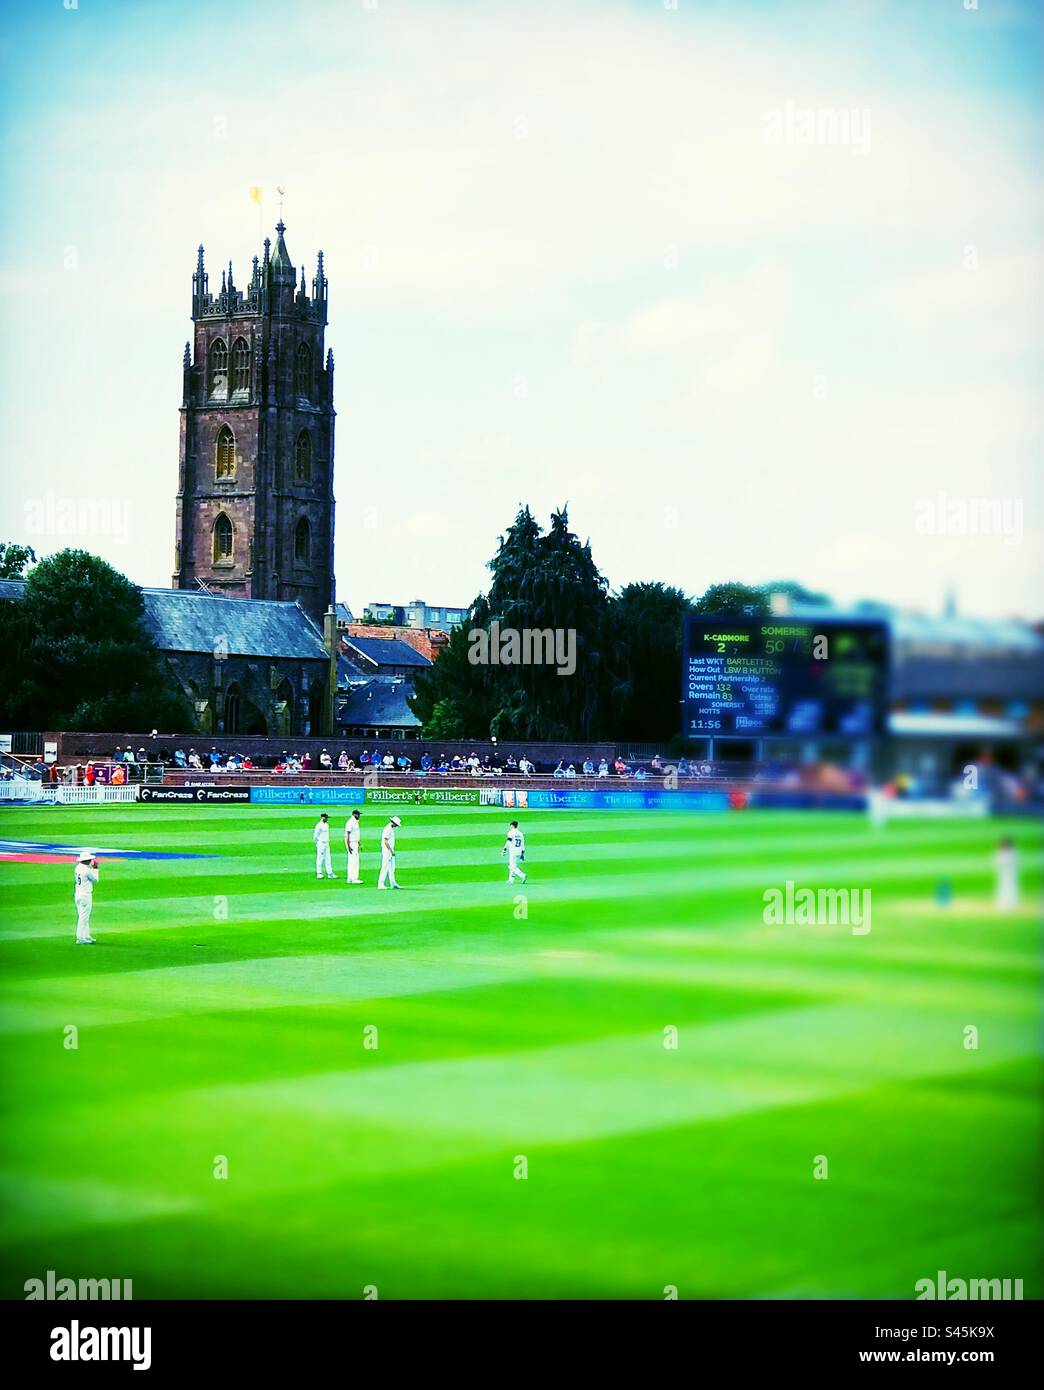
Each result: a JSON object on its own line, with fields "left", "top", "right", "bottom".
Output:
{"left": 340, "top": 635, "right": 433, "bottom": 669}
{"left": 140, "top": 588, "right": 327, "bottom": 660}
{"left": 337, "top": 676, "right": 422, "bottom": 728}
{"left": 889, "top": 711, "right": 1026, "bottom": 739}
{"left": 786, "top": 600, "right": 1043, "bottom": 654}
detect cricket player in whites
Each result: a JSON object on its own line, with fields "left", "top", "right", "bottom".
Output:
{"left": 345, "top": 810, "right": 363, "bottom": 884}
{"left": 502, "top": 821, "right": 527, "bottom": 883}
{"left": 377, "top": 815, "right": 402, "bottom": 889}
{"left": 74, "top": 848, "right": 100, "bottom": 943}
{"left": 313, "top": 813, "right": 336, "bottom": 879}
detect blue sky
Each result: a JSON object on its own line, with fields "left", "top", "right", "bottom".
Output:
{"left": 0, "top": 0, "right": 1040, "bottom": 618}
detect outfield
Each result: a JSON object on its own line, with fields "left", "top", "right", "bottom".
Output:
{"left": 0, "top": 803, "right": 1040, "bottom": 1299}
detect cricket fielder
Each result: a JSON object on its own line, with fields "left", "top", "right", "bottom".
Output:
{"left": 313, "top": 813, "right": 336, "bottom": 879}
{"left": 377, "top": 815, "right": 402, "bottom": 889}
{"left": 501, "top": 821, "right": 527, "bottom": 883}
{"left": 73, "top": 849, "right": 99, "bottom": 943}
{"left": 345, "top": 810, "right": 363, "bottom": 884}
{"left": 995, "top": 836, "right": 1019, "bottom": 911}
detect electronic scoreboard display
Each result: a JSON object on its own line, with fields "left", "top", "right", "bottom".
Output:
{"left": 682, "top": 617, "right": 890, "bottom": 739}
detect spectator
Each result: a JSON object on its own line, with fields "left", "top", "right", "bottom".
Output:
{"left": 342, "top": 756, "right": 356, "bottom": 771}
{"left": 85, "top": 762, "right": 96, "bottom": 786}
{"left": 553, "top": 760, "right": 566, "bottom": 778}
{"left": 397, "top": 752, "right": 411, "bottom": 771}
{"left": 467, "top": 753, "right": 480, "bottom": 776}
{"left": 614, "top": 756, "right": 628, "bottom": 777}
{"left": 677, "top": 756, "right": 689, "bottom": 777}
{"left": 174, "top": 748, "right": 188, "bottom": 768}
{"left": 188, "top": 749, "right": 203, "bottom": 769}
{"left": 635, "top": 766, "right": 648, "bottom": 781}
{"left": 505, "top": 754, "right": 518, "bottom": 772}
{"left": 437, "top": 756, "right": 449, "bottom": 774}
{"left": 519, "top": 755, "right": 534, "bottom": 776}
{"left": 359, "top": 749, "right": 371, "bottom": 767}
{"left": 242, "top": 756, "right": 254, "bottom": 770}
{"left": 301, "top": 752, "right": 313, "bottom": 770}
{"left": 382, "top": 751, "right": 395, "bottom": 769}
{"left": 451, "top": 754, "right": 464, "bottom": 772}
{"left": 598, "top": 757, "right": 609, "bottom": 777}
{"left": 651, "top": 753, "right": 664, "bottom": 774}
{"left": 320, "top": 749, "right": 333, "bottom": 770}
{"left": 565, "top": 763, "right": 577, "bottom": 779}
{"left": 582, "top": 757, "right": 594, "bottom": 775}
{"left": 420, "top": 751, "right": 433, "bottom": 773}
{"left": 337, "top": 750, "right": 350, "bottom": 770}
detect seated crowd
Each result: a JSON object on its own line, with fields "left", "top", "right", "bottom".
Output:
{"left": 103, "top": 744, "right": 713, "bottom": 780}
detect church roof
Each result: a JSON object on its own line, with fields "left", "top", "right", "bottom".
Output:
{"left": 141, "top": 588, "right": 326, "bottom": 660}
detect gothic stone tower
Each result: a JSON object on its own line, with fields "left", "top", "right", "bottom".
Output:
{"left": 173, "top": 221, "right": 335, "bottom": 626}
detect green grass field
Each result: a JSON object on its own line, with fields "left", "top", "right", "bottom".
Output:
{"left": 0, "top": 802, "right": 1040, "bottom": 1299}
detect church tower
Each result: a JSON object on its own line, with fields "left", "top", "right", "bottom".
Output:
{"left": 172, "top": 221, "right": 335, "bottom": 626}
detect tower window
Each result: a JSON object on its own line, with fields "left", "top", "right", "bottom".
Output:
{"left": 294, "top": 517, "right": 311, "bottom": 566}
{"left": 213, "top": 513, "right": 234, "bottom": 565}
{"left": 295, "top": 431, "right": 312, "bottom": 482}
{"left": 231, "top": 337, "right": 250, "bottom": 394}
{"left": 295, "top": 342, "right": 312, "bottom": 397}
{"left": 215, "top": 425, "right": 236, "bottom": 479}
{"left": 208, "top": 338, "right": 228, "bottom": 396}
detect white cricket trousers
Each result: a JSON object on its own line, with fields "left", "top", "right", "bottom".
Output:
{"left": 316, "top": 843, "right": 333, "bottom": 876}
{"left": 346, "top": 847, "right": 361, "bottom": 883}
{"left": 75, "top": 893, "right": 93, "bottom": 941}
{"left": 507, "top": 854, "right": 526, "bottom": 882}
{"left": 378, "top": 851, "right": 398, "bottom": 888}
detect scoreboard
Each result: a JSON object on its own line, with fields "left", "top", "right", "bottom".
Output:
{"left": 682, "top": 617, "right": 890, "bottom": 739}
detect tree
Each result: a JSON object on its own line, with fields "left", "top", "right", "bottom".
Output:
{"left": 610, "top": 582, "right": 694, "bottom": 740}
{"left": 0, "top": 542, "right": 36, "bottom": 579}
{"left": 691, "top": 582, "right": 770, "bottom": 617}
{"left": 761, "top": 579, "right": 832, "bottom": 608}
{"left": 410, "top": 505, "right": 620, "bottom": 740}
{"left": 0, "top": 549, "right": 193, "bottom": 733}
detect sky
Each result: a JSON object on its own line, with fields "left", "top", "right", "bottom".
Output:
{"left": 0, "top": 0, "right": 1040, "bottom": 620}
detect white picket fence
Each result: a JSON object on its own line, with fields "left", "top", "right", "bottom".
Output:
{"left": 0, "top": 777, "right": 45, "bottom": 801}
{"left": 0, "top": 781, "right": 139, "bottom": 805}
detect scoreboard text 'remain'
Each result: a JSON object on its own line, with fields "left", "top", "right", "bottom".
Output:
{"left": 681, "top": 617, "right": 890, "bottom": 739}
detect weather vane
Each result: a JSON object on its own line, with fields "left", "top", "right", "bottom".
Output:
{"left": 276, "top": 186, "right": 286, "bottom": 221}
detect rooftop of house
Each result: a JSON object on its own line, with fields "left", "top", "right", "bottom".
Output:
{"left": 340, "top": 635, "right": 433, "bottom": 669}
{"left": 336, "top": 675, "right": 422, "bottom": 728}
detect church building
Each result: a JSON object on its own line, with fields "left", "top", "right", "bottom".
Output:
{"left": 172, "top": 220, "right": 335, "bottom": 627}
